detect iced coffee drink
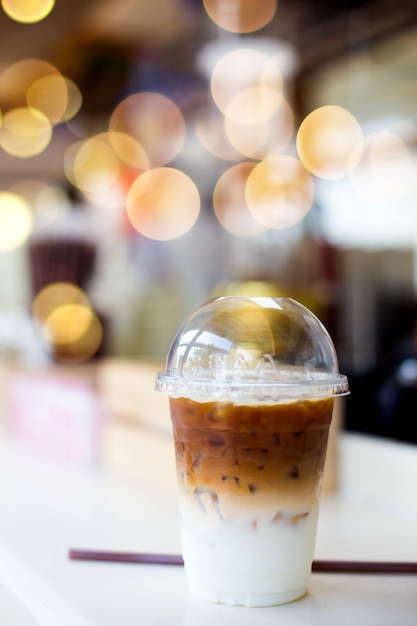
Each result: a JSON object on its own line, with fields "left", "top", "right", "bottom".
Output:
{"left": 156, "top": 297, "right": 348, "bottom": 606}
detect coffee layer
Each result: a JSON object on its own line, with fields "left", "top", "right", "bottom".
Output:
{"left": 170, "top": 397, "right": 334, "bottom": 511}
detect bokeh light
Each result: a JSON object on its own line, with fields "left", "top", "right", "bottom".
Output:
{"left": 32, "top": 282, "right": 89, "bottom": 321}
{"left": 53, "top": 307, "right": 102, "bottom": 364}
{"left": 45, "top": 303, "right": 94, "bottom": 346}
{"left": 296, "top": 105, "right": 364, "bottom": 180}
{"left": 0, "top": 59, "right": 82, "bottom": 161}
{"left": 80, "top": 178, "right": 127, "bottom": 213}
{"left": 108, "top": 131, "right": 149, "bottom": 170}
{"left": 349, "top": 130, "right": 414, "bottom": 204}
{"left": 0, "top": 106, "right": 52, "bottom": 157}
{"left": 0, "top": 59, "right": 60, "bottom": 110}
{"left": 1, "top": 0, "right": 55, "bottom": 23}
{"left": 225, "top": 96, "right": 294, "bottom": 159}
{"left": 32, "top": 282, "right": 102, "bottom": 363}
{"left": 213, "top": 162, "right": 266, "bottom": 237}
{"left": 245, "top": 155, "right": 315, "bottom": 229}
{"left": 225, "top": 83, "right": 282, "bottom": 126}
{"left": 203, "top": 0, "right": 277, "bottom": 33}
{"left": 109, "top": 92, "right": 186, "bottom": 167}
{"left": 65, "top": 135, "right": 121, "bottom": 193}
{"left": 194, "top": 108, "right": 241, "bottom": 161}
{"left": 211, "top": 48, "right": 283, "bottom": 116}
{"left": 44, "top": 303, "right": 102, "bottom": 359}
{"left": 60, "top": 77, "right": 83, "bottom": 122}
{"left": 126, "top": 167, "right": 200, "bottom": 240}
{"left": 65, "top": 132, "right": 149, "bottom": 207}
{"left": 26, "top": 74, "right": 69, "bottom": 125}
{"left": 0, "top": 191, "right": 33, "bottom": 251}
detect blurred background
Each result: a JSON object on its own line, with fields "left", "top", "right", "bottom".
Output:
{"left": 1, "top": 0, "right": 417, "bottom": 450}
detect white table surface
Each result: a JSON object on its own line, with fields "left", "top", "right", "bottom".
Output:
{"left": 0, "top": 431, "right": 416, "bottom": 626}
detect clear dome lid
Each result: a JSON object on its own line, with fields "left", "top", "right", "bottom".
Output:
{"left": 155, "top": 297, "right": 349, "bottom": 403}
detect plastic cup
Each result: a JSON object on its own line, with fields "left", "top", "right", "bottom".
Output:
{"left": 155, "top": 297, "right": 349, "bottom": 607}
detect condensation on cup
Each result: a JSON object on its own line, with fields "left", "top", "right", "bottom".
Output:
{"left": 155, "top": 297, "right": 349, "bottom": 607}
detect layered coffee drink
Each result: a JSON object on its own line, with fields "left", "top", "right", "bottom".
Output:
{"left": 170, "top": 395, "right": 334, "bottom": 606}
{"left": 155, "top": 296, "right": 348, "bottom": 606}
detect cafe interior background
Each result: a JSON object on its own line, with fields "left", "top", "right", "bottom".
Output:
{"left": 0, "top": 0, "right": 417, "bottom": 473}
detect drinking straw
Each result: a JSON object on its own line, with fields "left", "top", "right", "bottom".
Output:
{"left": 68, "top": 549, "right": 417, "bottom": 574}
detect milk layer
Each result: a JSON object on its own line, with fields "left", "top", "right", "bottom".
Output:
{"left": 179, "top": 496, "right": 319, "bottom": 606}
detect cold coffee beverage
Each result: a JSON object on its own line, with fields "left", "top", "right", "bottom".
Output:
{"left": 170, "top": 395, "right": 333, "bottom": 606}
{"left": 155, "top": 296, "right": 348, "bottom": 606}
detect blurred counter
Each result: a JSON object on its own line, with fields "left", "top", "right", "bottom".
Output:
{"left": 0, "top": 358, "right": 416, "bottom": 624}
